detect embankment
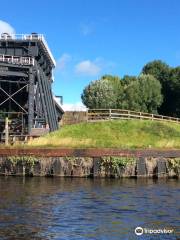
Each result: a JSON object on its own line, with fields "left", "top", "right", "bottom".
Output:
{"left": 0, "top": 149, "right": 179, "bottom": 178}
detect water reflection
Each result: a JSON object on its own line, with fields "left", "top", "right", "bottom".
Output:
{"left": 0, "top": 177, "right": 179, "bottom": 239}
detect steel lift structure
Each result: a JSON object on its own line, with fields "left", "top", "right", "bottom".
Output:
{"left": 0, "top": 33, "right": 63, "bottom": 142}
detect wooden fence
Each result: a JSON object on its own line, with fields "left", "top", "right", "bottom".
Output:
{"left": 88, "top": 109, "right": 180, "bottom": 124}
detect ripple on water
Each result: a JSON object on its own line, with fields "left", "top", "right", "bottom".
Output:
{"left": 0, "top": 177, "right": 179, "bottom": 240}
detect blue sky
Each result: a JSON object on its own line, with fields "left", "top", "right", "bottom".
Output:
{"left": 0, "top": 0, "right": 180, "bottom": 109}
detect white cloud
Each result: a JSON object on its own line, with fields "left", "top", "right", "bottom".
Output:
{"left": 62, "top": 102, "right": 87, "bottom": 111}
{"left": 94, "top": 57, "right": 116, "bottom": 70}
{"left": 56, "top": 53, "right": 71, "bottom": 70}
{"left": 0, "top": 20, "right": 15, "bottom": 35}
{"left": 75, "top": 60, "right": 101, "bottom": 76}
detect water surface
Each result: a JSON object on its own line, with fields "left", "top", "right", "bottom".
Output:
{"left": 0, "top": 177, "right": 179, "bottom": 239}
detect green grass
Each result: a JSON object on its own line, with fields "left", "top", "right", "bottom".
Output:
{"left": 27, "top": 120, "right": 180, "bottom": 149}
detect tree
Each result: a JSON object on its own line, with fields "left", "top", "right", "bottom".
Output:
{"left": 121, "top": 75, "right": 137, "bottom": 87}
{"left": 169, "top": 67, "right": 180, "bottom": 117}
{"left": 138, "top": 74, "right": 163, "bottom": 113}
{"left": 120, "top": 78, "right": 142, "bottom": 110}
{"left": 119, "top": 75, "right": 138, "bottom": 109}
{"left": 142, "top": 60, "right": 172, "bottom": 115}
{"left": 142, "top": 60, "right": 170, "bottom": 83}
{"left": 101, "top": 75, "right": 123, "bottom": 108}
{"left": 81, "top": 76, "right": 122, "bottom": 109}
{"left": 121, "top": 74, "right": 163, "bottom": 113}
{"left": 81, "top": 74, "right": 163, "bottom": 113}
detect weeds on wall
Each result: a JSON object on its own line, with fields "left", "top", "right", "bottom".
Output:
{"left": 7, "top": 156, "right": 38, "bottom": 167}
{"left": 101, "top": 156, "right": 136, "bottom": 172}
{"left": 168, "top": 158, "right": 180, "bottom": 174}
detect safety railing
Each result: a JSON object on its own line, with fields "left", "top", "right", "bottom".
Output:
{"left": 88, "top": 109, "right": 180, "bottom": 124}
{"left": 0, "top": 33, "right": 42, "bottom": 40}
{"left": 0, "top": 54, "right": 34, "bottom": 66}
{"left": 0, "top": 33, "right": 56, "bottom": 67}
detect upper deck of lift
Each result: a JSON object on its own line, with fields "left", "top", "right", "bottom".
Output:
{"left": 0, "top": 33, "right": 56, "bottom": 70}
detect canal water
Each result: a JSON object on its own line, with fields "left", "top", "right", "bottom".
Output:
{"left": 0, "top": 177, "right": 179, "bottom": 240}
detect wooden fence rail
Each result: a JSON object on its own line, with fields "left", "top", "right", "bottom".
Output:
{"left": 88, "top": 109, "right": 180, "bottom": 124}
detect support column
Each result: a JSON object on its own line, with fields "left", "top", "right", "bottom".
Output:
{"left": 43, "top": 72, "right": 57, "bottom": 130}
{"left": 40, "top": 68, "right": 58, "bottom": 131}
{"left": 36, "top": 69, "right": 48, "bottom": 126}
{"left": 28, "top": 67, "right": 35, "bottom": 135}
{"left": 39, "top": 70, "right": 54, "bottom": 131}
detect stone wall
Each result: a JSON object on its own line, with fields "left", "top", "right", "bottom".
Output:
{"left": 0, "top": 156, "right": 179, "bottom": 178}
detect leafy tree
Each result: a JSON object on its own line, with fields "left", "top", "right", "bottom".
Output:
{"left": 82, "top": 60, "right": 179, "bottom": 116}
{"left": 138, "top": 74, "right": 163, "bottom": 113}
{"left": 82, "top": 74, "right": 163, "bottom": 113}
{"left": 121, "top": 74, "right": 163, "bottom": 113}
{"left": 169, "top": 67, "right": 180, "bottom": 117}
{"left": 101, "top": 74, "right": 121, "bottom": 82}
{"left": 121, "top": 75, "right": 137, "bottom": 87}
{"left": 120, "top": 78, "right": 141, "bottom": 110}
{"left": 142, "top": 60, "right": 170, "bottom": 83}
{"left": 81, "top": 77, "right": 121, "bottom": 109}
{"left": 142, "top": 60, "right": 173, "bottom": 115}
{"left": 101, "top": 75, "right": 123, "bottom": 108}
{"left": 120, "top": 75, "right": 138, "bottom": 109}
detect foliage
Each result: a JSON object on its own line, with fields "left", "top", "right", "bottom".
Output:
{"left": 81, "top": 75, "right": 122, "bottom": 109}
{"left": 110, "top": 156, "right": 135, "bottom": 170}
{"left": 168, "top": 158, "right": 180, "bottom": 169}
{"left": 120, "top": 74, "right": 163, "bottom": 113}
{"left": 142, "top": 60, "right": 170, "bottom": 84}
{"left": 28, "top": 120, "right": 180, "bottom": 149}
{"left": 101, "top": 156, "right": 136, "bottom": 174}
{"left": 7, "top": 156, "right": 38, "bottom": 167}
{"left": 142, "top": 60, "right": 180, "bottom": 117}
{"left": 121, "top": 75, "right": 137, "bottom": 88}
{"left": 81, "top": 59, "right": 179, "bottom": 117}
{"left": 168, "top": 158, "right": 180, "bottom": 174}
{"left": 169, "top": 67, "right": 180, "bottom": 117}
{"left": 126, "top": 74, "right": 162, "bottom": 113}
{"left": 82, "top": 74, "right": 163, "bottom": 113}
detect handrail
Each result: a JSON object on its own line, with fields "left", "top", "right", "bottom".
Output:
{"left": 0, "top": 33, "right": 56, "bottom": 67}
{"left": 88, "top": 109, "right": 180, "bottom": 124}
{"left": 0, "top": 54, "right": 34, "bottom": 66}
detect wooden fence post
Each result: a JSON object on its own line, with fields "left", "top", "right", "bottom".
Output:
{"left": 86, "top": 110, "right": 89, "bottom": 122}
{"left": 109, "top": 109, "right": 111, "bottom": 120}
{"left": 140, "top": 112, "right": 142, "bottom": 120}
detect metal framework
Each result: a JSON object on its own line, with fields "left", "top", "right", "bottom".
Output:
{"left": 0, "top": 33, "right": 63, "bottom": 142}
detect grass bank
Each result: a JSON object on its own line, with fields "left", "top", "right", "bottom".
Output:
{"left": 27, "top": 120, "right": 180, "bottom": 149}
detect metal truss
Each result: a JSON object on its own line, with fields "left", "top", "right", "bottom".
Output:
{"left": 0, "top": 84, "right": 28, "bottom": 113}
